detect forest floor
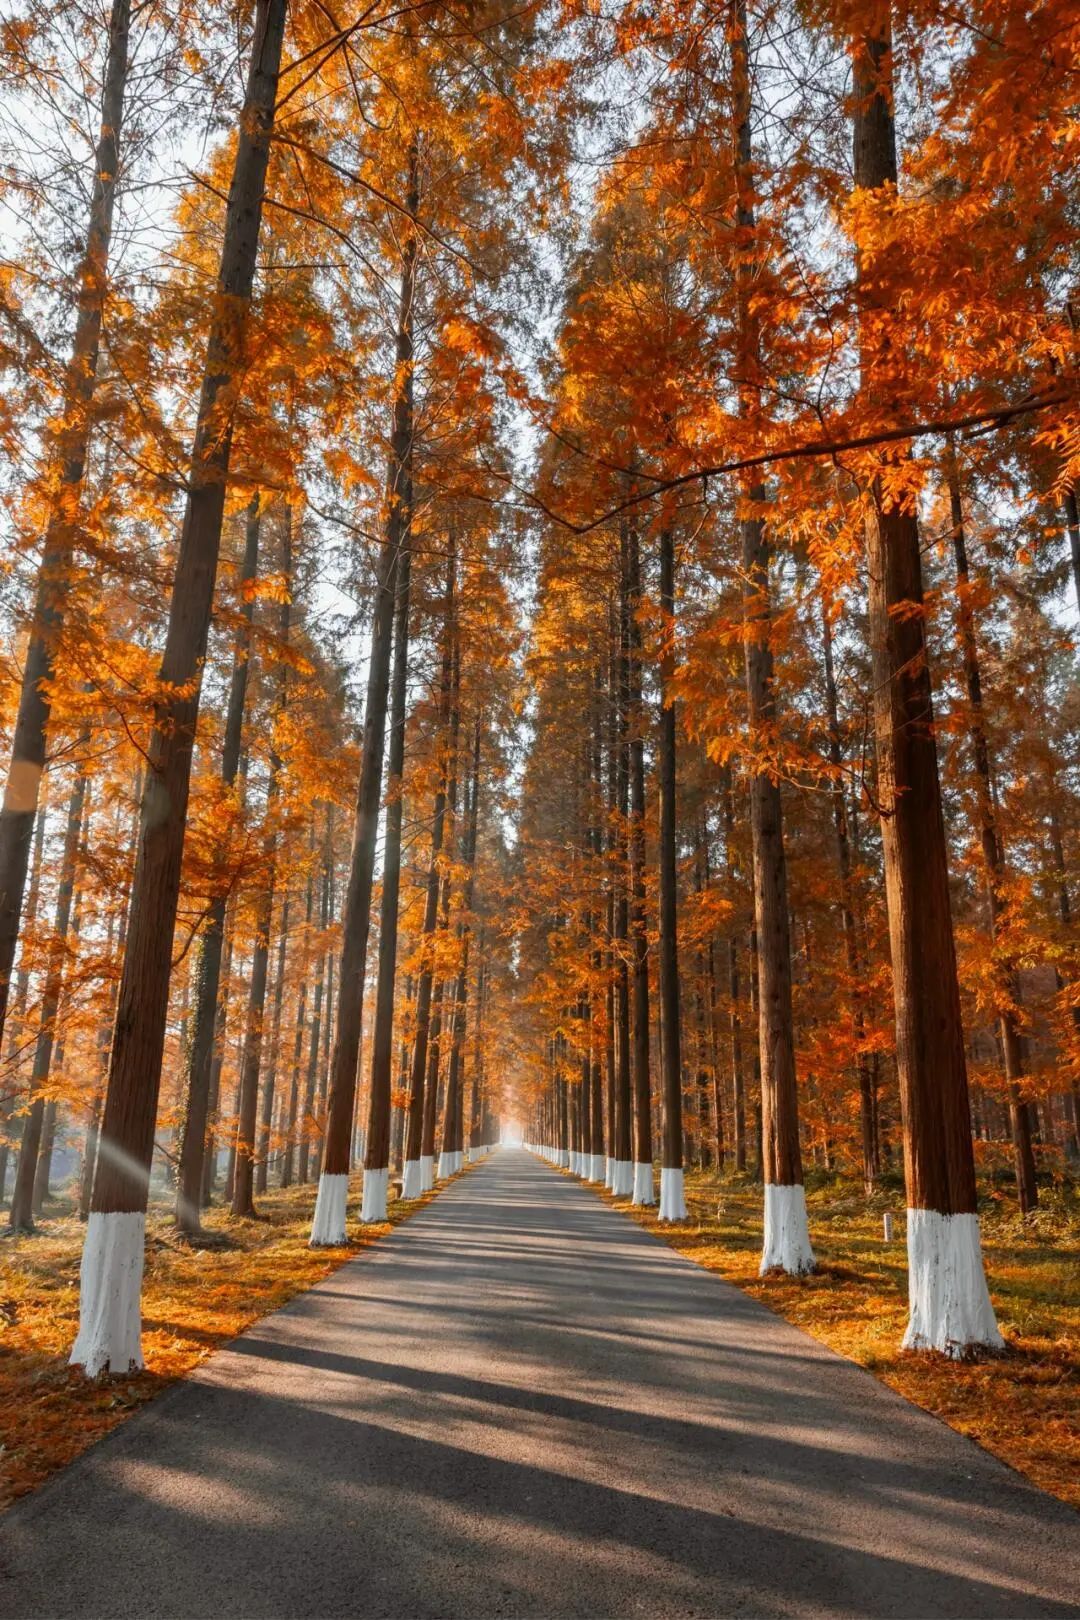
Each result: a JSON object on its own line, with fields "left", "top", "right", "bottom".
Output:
{"left": 592, "top": 1169, "right": 1080, "bottom": 1512}
{"left": 0, "top": 1174, "right": 450, "bottom": 1511}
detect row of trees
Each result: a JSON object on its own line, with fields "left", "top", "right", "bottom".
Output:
{"left": 0, "top": 0, "right": 565, "bottom": 1373}
{"left": 0, "top": 0, "right": 1076, "bottom": 1375}
{"left": 510, "top": 0, "right": 1078, "bottom": 1358}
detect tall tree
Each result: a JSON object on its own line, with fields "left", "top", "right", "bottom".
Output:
{"left": 851, "top": 5, "right": 1001, "bottom": 1354}
{"left": 360, "top": 455, "right": 413, "bottom": 1224}
{"left": 730, "top": 0, "right": 813, "bottom": 1274}
{"left": 402, "top": 548, "right": 456, "bottom": 1197}
{"left": 626, "top": 523, "right": 654, "bottom": 1204}
{"left": 311, "top": 134, "right": 418, "bottom": 1243}
{"left": 70, "top": 0, "right": 289, "bottom": 1376}
{"left": 656, "top": 529, "right": 686, "bottom": 1220}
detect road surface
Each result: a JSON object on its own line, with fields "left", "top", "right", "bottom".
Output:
{"left": 2, "top": 1148, "right": 1078, "bottom": 1618}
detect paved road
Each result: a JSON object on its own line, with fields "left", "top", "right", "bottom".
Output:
{"left": 2, "top": 1149, "right": 1078, "bottom": 1618}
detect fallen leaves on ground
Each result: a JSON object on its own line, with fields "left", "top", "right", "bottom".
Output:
{"left": 0, "top": 1176, "right": 444, "bottom": 1510}
{"left": 591, "top": 1169, "right": 1080, "bottom": 1512}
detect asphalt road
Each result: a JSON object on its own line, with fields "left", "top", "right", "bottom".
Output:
{"left": 2, "top": 1148, "right": 1078, "bottom": 1619}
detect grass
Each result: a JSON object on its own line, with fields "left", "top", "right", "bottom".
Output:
{"left": 0, "top": 1173, "right": 450, "bottom": 1512}
{"left": 586, "top": 1167, "right": 1080, "bottom": 1512}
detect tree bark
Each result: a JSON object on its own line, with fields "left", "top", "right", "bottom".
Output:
{"left": 821, "top": 607, "right": 878, "bottom": 1194}
{"left": 10, "top": 745, "right": 89, "bottom": 1231}
{"left": 403, "top": 547, "right": 456, "bottom": 1188}
{"left": 233, "top": 504, "right": 293, "bottom": 1218}
{"left": 361, "top": 459, "right": 413, "bottom": 1216}
{"left": 657, "top": 529, "right": 685, "bottom": 1218}
{"left": 612, "top": 549, "right": 633, "bottom": 1191}
{"left": 626, "top": 523, "right": 653, "bottom": 1196}
{"left": 440, "top": 720, "right": 481, "bottom": 1173}
{"left": 281, "top": 845, "right": 316, "bottom": 1186}
{"left": 256, "top": 893, "right": 289, "bottom": 1194}
{"left": 1063, "top": 490, "right": 1080, "bottom": 621}
{"left": 299, "top": 827, "right": 332, "bottom": 1183}
{"left": 0, "top": 793, "right": 49, "bottom": 1202}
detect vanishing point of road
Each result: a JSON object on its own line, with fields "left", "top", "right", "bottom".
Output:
{"left": 2, "top": 1148, "right": 1079, "bottom": 1618}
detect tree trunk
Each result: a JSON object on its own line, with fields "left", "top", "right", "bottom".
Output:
{"left": 0, "top": 0, "right": 131, "bottom": 1055}
{"left": 255, "top": 509, "right": 295, "bottom": 1196}
{"left": 657, "top": 529, "right": 686, "bottom": 1221}
{"left": 588, "top": 684, "right": 606, "bottom": 1179}
{"left": 821, "top": 607, "right": 878, "bottom": 1194}
{"left": 0, "top": 793, "right": 49, "bottom": 1203}
{"left": 10, "top": 747, "right": 89, "bottom": 1231}
{"left": 853, "top": 11, "right": 1000, "bottom": 1354}
{"left": 1046, "top": 795, "right": 1080, "bottom": 1149}
{"left": 175, "top": 496, "right": 261, "bottom": 1233}
{"left": 611, "top": 555, "right": 633, "bottom": 1195}
{"left": 356, "top": 467, "right": 413, "bottom": 1230}
{"left": 469, "top": 946, "right": 487, "bottom": 1153}
{"left": 73, "top": 0, "right": 288, "bottom": 1377}
{"left": 233, "top": 504, "right": 293, "bottom": 1219}
{"left": 1063, "top": 490, "right": 1080, "bottom": 621}
{"left": 719, "top": 770, "right": 747, "bottom": 1173}
{"left": 299, "top": 829, "right": 332, "bottom": 1184}
{"left": 698, "top": 822, "right": 726, "bottom": 1168}
{"left": 32, "top": 1097, "right": 59, "bottom": 1215}
{"left": 281, "top": 848, "right": 316, "bottom": 1187}
{"left": 402, "top": 547, "right": 456, "bottom": 1197}
{"left": 315, "top": 897, "right": 336, "bottom": 1177}
{"left": 730, "top": 0, "right": 812, "bottom": 1275}
{"left": 626, "top": 523, "right": 654, "bottom": 1204}
{"left": 256, "top": 894, "right": 289, "bottom": 1194}
{"left": 439, "top": 721, "right": 481, "bottom": 1177}
{"left": 201, "top": 901, "right": 237, "bottom": 1207}
{"left": 230, "top": 885, "right": 274, "bottom": 1219}
{"left": 315, "top": 144, "right": 418, "bottom": 1238}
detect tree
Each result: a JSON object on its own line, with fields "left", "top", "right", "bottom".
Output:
{"left": 849, "top": 6, "right": 1001, "bottom": 1355}
{"left": 70, "top": 0, "right": 289, "bottom": 1376}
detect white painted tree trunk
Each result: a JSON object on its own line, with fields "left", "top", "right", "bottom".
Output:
{"left": 610, "top": 1160, "right": 633, "bottom": 1196}
{"left": 420, "top": 1154, "right": 435, "bottom": 1191}
{"left": 69, "top": 1212, "right": 145, "bottom": 1377}
{"left": 760, "top": 1183, "right": 815, "bottom": 1275}
{"left": 903, "top": 1209, "right": 1004, "bottom": 1356}
{"left": 658, "top": 1167, "right": 686, "bottom": 1220}
{"left": 401, "top": 1159, "right": 423, "bottom": 1199}
{"left": 360, "top": 1166, "right": 389, "bottom": 1222}
{"left": 632, "top": 1162, "right": 655, "bottom": 1205}
{"left": 310, "top": 1172, "right": 349, "bottom": 1245}
{"left": 589, "top": 1153, "right": 604, "bottom": 1181}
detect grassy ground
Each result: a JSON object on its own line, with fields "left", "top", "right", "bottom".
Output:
{"left": 588, "top": 1168, "right": 1080, "bottom": 1512}
{"left": 0, "top": 1175, "right": 448, "bottom": 1512}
